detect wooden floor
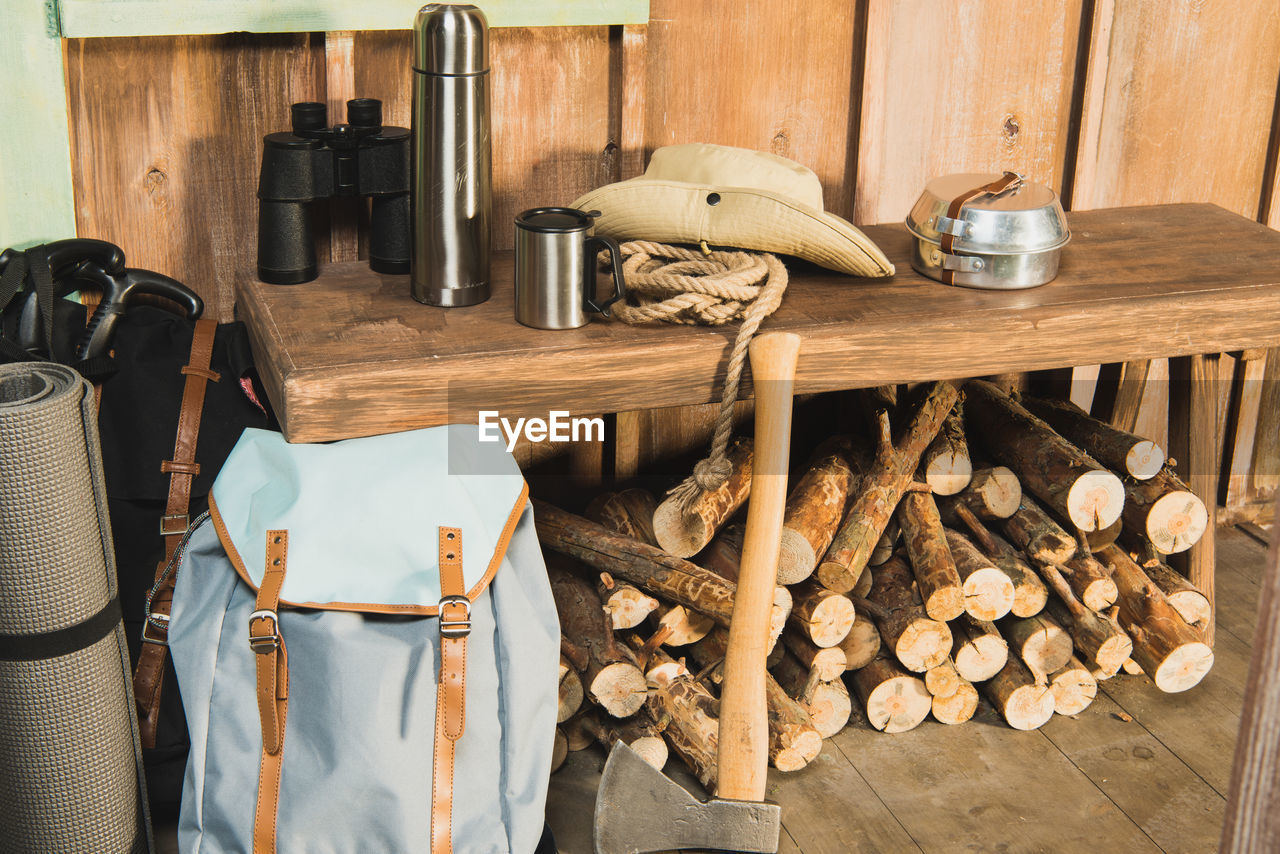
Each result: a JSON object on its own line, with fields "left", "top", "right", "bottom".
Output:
{"left": 547, "top": 526, "right": 1271, "bottom": 854}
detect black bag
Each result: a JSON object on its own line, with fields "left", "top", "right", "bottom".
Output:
{"left": 96, "top": 306, "right": 277, "bottom": 818}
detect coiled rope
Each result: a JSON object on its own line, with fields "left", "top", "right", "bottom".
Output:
{"left": 605, "top": 241, "right": 789, "bottom": 512}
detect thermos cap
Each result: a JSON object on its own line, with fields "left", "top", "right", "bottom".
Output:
{"left": 414, "top": 4, "right": 489, "bottom": 76}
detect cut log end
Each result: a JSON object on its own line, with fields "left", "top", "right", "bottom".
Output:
{"left": 1094, "top": 633, "right": 1135, "bottom": 678}
{"left": 773, "top": 729, "right": 824, "bottom": 772}
{"left": 926, "top": 452, "right": 973, "bottom": 496}
{"left": 1066, "top": 469, "right": 1126, "bottom": 531}
{"left": 628, "top": 735, "right": 669, "bottom": 771}
{"left": 839, "top": 619, "right": 882, "bottom": 671}
{"left": 996, "top": 681, "right": 1056, "bottom": 731}
{"left": 924, "top": 660, "right": 961, "bottom": 698}
{"left": 969, "top": 466, "right": 1023, "bottom": 519}
{"left": 961, "top": 567, "right": 1016, "bottom": 622}
{"left": 802, "top": 680, "right": 854, "bottom": 739}
{"left": 1145, "top": 490, "right": 1210, "bottom": 556}
{"left": 658, "top": 605, "right": 715, "bottom": 646}
{"left": 924, "top": 586, "right": 966, "bottom": 623}
{"left": 652, "top": 501, "right": 713, "bottom": 558}
{"left": 1081, "top": 577, "right": 1120, "bottom": 612}
{"left": 1126, "top": 439, "right": 1165, "bottom": 481}
{"left": 816, "top": 560, "right": 862, "bottom": 595}
{"left": 589, "top": 663, "right": 649, "bottom": 718}
{"left": 864, "top": 675, "right": 933, "bottom": 733}
{"left": 805, "top": 593, "right": 857, "bottom": 649}
{"left": 551, "top": 728, "right": 568, "bottom": 774}
{"left": 931, "top": 680, "right": 979, "bottom": 725}
{"left": 778, "top": 528, "right": 818, "bottom": 585}
{"left": 894, "top": 619, "right": 953, "bottom": 673}
{"left": 1049, "top": 659, "right": 1098, "bottom": 716}
{"left": 602, "top": 585, "right": 660, "bottom": 631}
{"left": 1151, "top": 643, "right": 1214, "bottom": 693}
{"left": 953, "top": 633, "right": 1009, "bottom": 683}
{"left": 1166, "top": 590, "right": 1212, "bottom": 628}
{"left": 558, "top": 661, "right": 584, "bottom": 724}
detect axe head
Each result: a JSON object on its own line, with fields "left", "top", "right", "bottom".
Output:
{"left": 593, "top": 742, "right": 781, "bottom": 854}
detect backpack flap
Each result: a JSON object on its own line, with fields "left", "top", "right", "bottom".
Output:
{"left": 207, "top": 425, "right": 528, "bottom": 613}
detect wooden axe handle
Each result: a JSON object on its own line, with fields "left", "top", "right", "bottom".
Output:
{"left": 717, "top": 332, "right": 801, "bottom": 802}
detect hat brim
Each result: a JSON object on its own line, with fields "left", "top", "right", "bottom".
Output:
{"left": 571, "top": 179, "right": 894, "bottom": 278}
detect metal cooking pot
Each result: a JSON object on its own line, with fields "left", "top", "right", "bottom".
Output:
{"left": 906, "top": 172, "right": 1069, "bottom": 289}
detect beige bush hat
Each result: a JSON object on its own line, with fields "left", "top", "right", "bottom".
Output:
{"left": 571, "top": 143, "right": 894, "bottom": 277}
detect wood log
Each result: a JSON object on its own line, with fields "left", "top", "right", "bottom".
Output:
{"left": 780, "top": 628, "right": 848, "bottom": 682}
{"left": 772, "top": 651, "right": 853, "bottom": 739}
{"left": 686, "top": 629, "right": 822, "bottom": 772}
{"left": 1099, "top": 545, "right": 1215, "bottom": 693}
{"left": 563, "top": 713, "right": 594, "bottom": 752}
{"left": 779, "top": 446, "right": 858, "bottom": 584}
{"left": 1142, "top": 561, "right": 1212, "bottom": 628}
{"left": 931, "top": 678, "right": 979, "bottom": 725}
{"left": 869, "top": 519, "right": 900, "bottom": 567}
{"left": 924, "top": 658, "right": 962, "bottom": 698}
{"left": 838, "top": 617, "right": 882, "bottom": 671}
{"left": 848, "top": 653, "right": 932, "bottom": 733}
{"left": 951, "top": 614, "right": 1009, "bottom": 682}
{"left": 788, "top": 579, "right": 856, "bottom": 648}
{"left": 898, "top": 491, "right": 965, "bottom": 621}
{"left": 551, "top": 727, "right": 568, "bottom": 774}
{"left": 586, "top": 488, "right": 660, "bottom": 546}
{"left": 581, "top": 710, "right": 669, "bottom": 772}
{"left": 652, "top": 438, "right": 753, "bottom": 557}
{"left": 965, "top": 380, "right": 1126, "bottom": 531}
{"left": 1048, "top": 657, "right": 1098, "bottom": 716}
{"left": 1021, "top": 394, "right": 1166, "bottom": 480}
{"left": 1085, "top": 516, "right": 1123, "bottom": 552}
{"left": 940, "top": 466, "right": 1022, "bottom": 522}
{"left": 547, "top": 559, "right": 648, "bottom": 718}
{"left": 536, "top": 499, "right": 781, "bottom": 632}
{"left": 1001, "top": 496, "right": 1079, "bottom": 565}
{"left": 984, "top": 654, "right": 1056, "bottom": 731}
{"left": 560, "top": 636, "right": 589, "bottom": 674}
{"left": 654, "top": 603, "right": 715, "bottom": 647}
{"left": 922, "top": 403, "right": 972, "bottom": 495}
{"left": 642, "top": 647, "right": 719, "bottom": 791}
{"left": 818, "top": 381, "right": 960, "bottom": 593}
{"left": 988, "top": 532, "right": 1050, "bottom": 618}
{"left": 998, "top": 613, "right": 1074, "bottom": 679}
{"left": 864, "top": 554, "right": 952, "bottom": 672}
{"left": 1121, "top": 466, "right": 1210, "bottom": 556}
{"left": 596, "top": 573, "right": 660, "bottom": 630}
{"left": 1062, "top": 552, "right": 1119, "bottom": 612}
{"left": 1122, "top": 658, "right": 1145, "bottom": 676}
{"left": 558, "top": 655, "right": 584, "bottom": 724}
{"left": 1039, "top": 564, "right": 1133, "bottom": 678}
{"left": 945, "top": 529, "right": 1015, "bottom": 621}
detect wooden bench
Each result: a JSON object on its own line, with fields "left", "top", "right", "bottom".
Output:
{"left": 237, "top": 202, "right": 1280, "bottom": 642}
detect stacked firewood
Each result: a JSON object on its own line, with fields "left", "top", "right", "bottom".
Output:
{"left": 535, "top": 379, "right": 1215, "bottom": 783}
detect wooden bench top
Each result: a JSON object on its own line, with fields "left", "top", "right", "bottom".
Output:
{"left": 237, "top": 203, "right": 1280, "bottom": 443}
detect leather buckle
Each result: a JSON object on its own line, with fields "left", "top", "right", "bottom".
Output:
{"left": 141, "top": 613, "right": 169, "bottom": 646}
{"left": 438, "top": 595, "right": 471, "bottom": 639}
{"left": 248, "top": 609, "right": 280, "bottom": 653}
{"left": 159, "top": 513, "right": 190, "bottom": 537}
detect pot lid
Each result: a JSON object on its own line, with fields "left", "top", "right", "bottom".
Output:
{"left": 906, "top": 172, "right": 1069, "bottom": 255}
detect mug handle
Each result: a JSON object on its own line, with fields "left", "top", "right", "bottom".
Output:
{"left": 583, "top": 235, "right": 627, "bottom": 318}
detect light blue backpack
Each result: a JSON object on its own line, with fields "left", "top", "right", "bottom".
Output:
{"left": 163, "top": 425, "right": 559, "bottom": 853}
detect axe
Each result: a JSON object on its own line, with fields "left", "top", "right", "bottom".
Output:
{"left": 594, "top": 331, "right": 801, "bottom": 854}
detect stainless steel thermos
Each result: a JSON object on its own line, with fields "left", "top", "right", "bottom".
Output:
{"left": 411, "top": 3, "right": 492, "bottom": 306}
{"left": 514, "top": 208, "right": 626, "bottom": 329}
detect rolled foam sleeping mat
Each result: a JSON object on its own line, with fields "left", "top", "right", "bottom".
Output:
{"left": 0, "top": 362, "right": 151, "bottom": 853}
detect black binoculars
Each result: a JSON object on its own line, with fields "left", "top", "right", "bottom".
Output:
{"left": 257, "top": 99, "right": 410, "bottom": 284}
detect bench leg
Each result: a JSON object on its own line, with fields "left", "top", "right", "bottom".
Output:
{"left": 1169, "top": 353, "right": 1220, "bottom": 646}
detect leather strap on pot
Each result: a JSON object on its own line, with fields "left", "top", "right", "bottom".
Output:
{"left": 432, "top": 527, "right": 469, "bottom": 854}
{"left": 134, "top": 316, "right": 221, "bottom": 750}
{"left": 940, "top": 171, "right": 1023, "bottom": 285}
{"left": 252, "top": 531, "right": 290, "bottom": 854}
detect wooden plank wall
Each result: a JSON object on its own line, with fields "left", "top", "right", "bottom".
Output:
{"left": 62, "top": 0, "right": 1280, "bottom": 511}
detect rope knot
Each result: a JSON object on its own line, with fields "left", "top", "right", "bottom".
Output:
{"left": 692, "top": 456, "right": 733, "bottom": 491}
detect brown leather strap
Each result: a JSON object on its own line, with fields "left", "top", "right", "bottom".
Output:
{"left": 939, "top": 171, "right": 1022, "bottom": 285}
{"left": 252, "top": 531, "right": 290, "bottom": 854}
{"left": 431, "top": 527, "right": 469, "bottom": 854}
{"left": 134, "top": 316, "right": 221, "bottom": 749}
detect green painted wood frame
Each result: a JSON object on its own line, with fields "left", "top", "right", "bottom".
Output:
{"left": 1, "top": 0, "right": 648, "bottom": 249}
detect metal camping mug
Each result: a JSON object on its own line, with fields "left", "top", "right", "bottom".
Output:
{"left": 513, "top": 207, "right": 626, "bottom": 329}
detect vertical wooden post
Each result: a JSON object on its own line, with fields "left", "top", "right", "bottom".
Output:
{"left": 1091, "top": 360, "right": 1151, "bottom": 432}
{"left": 1221, "top": 499, "right": 1280, "bottom": 852}
{"left": 1168, "top": 353, "right": 1220, "bottom": 644}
